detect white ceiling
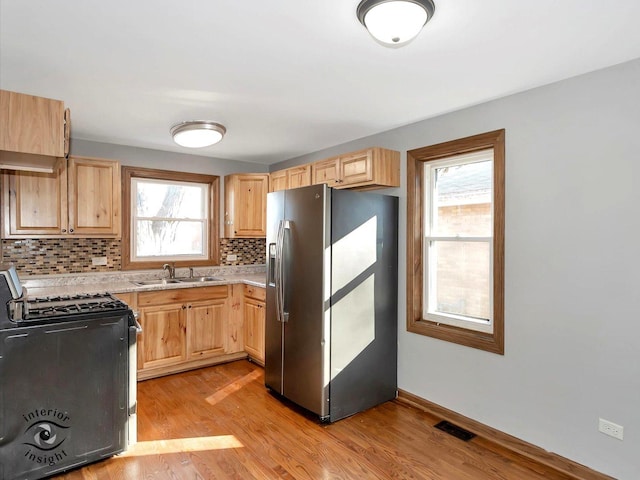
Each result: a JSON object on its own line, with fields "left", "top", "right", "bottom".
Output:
{"left": 2, "top": 1, "right": 640, "bottom": 165}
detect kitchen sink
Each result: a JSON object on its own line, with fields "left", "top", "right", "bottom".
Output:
{"left": 132, "top": 276, "right": 224, "bottom": 286}
{"left": 131, "top": 279, "right": 183, "bottom": 286}
{"left": 175, "top": 276, "right": 224, "bottom": 283}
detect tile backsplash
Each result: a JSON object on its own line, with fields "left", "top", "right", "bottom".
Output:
{"left": 2, "top": 238, "right": 122, "bottom": 275}
{"left": 2, "top": 237, "right": 266, "bottom": 276}
{"left": 219, "top": 238, "right": 266, "bottom": 266}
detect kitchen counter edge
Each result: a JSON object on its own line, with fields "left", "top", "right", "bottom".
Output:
{"left": 21, "top": 270, "right": 266, "bottom": 298}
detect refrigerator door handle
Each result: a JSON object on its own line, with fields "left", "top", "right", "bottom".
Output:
{"left": 275, "top": 219, "right": 291, "bottom": 323}
{"left": 275, "top": 220, "right": 284, "bottom": 323}
{"left": 280, "top": 220, "right": 291, "bottom": 322}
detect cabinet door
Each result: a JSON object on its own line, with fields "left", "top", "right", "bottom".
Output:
{"left": 2, "top": 158, "right": 68, "bottom": 237}
{"left": 226, "top": 174, "right": 267, "bottom": 237}
{"left": 67, "top": 156, "right": 121, "bottom": 236}
{"left": 312, "top": 158, "right": 339, "bottom": 186}
{"left": 0, "top": 90, "right": 65, "bottom": 157}
{"left": 138, "top": 303, "right": 186, "bottom": 371}
{"left": 244, "top": 297, "right": 265, "bottom": 363}
{"left": 269, "top": 170, "right": 287, "bottom": 192}
{"left": 287, "top": 165, "right": 311, "bottom": 189}
{"left": 339, "top": 149, "right": 373, "bottom": 186}
{"left": 236, "top": 175, "right": 267, "bottom": 236}
{"left": 227, "top": 284, "right": 245, "bottom": 354}
{"left": 187, "top": 299, "right": 226, "bottom": 360}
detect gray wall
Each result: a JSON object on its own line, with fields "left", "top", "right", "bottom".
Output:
{"left": 71, "top": 139, "right": 268, "bottom": 233}
{"left": 274, "top": 58, "right": 640, "bottom": 479}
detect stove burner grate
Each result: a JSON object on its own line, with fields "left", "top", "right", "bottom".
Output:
{"left": 18, "top": 293, "right": 130, "bottom": 322}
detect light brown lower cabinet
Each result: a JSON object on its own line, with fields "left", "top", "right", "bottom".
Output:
{"left": 187, "top": 299, "right": 226, "bottom": 360}
{"left": 138, "top": 302, "right": 186, "bottom": 371}
{"left": 243, "top": 284, "right": 266, "bottom": 364}
{"left": 134, "top": 285, "right": 246, "bottom": 380}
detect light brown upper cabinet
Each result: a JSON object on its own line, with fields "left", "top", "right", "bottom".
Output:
{"left": 224, "top": 173, "right": 268, "bottom": 238}
{"left": 1, "top": 156, "right": 121, "bottom": 238}
{"left": 312, "top": 147, "right": 400, "bottom": 190}
{"left": 269, "top": 169, "right": 287, "bottom": 192}
{"left": 269, "top": 164, "right": 311, "bottom": 192}
{"left": 0, "top": 90, "right": 70, "bottom": 171}
{"left": 68, "top": 156, "right": 121, "bottom": 236}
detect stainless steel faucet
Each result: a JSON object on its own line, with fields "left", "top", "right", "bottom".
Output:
{"left": 162, "top": 263, "right": 175, "bottom": 279}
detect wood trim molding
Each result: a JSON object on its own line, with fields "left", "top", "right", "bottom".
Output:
{"left": 396, "top": 390, "right": 614, "bottom": 480}
{"left": 121, "top": 166, "right": 220, "bottom": 270}
{"left": 406, "top": 129, "right": 505, "bottom": 354}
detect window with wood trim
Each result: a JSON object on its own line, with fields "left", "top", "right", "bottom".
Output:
{"left": 407, "top": 130, "right": 505, "bottom": 354}
{"left": 122, "top": 166, "right": 219, "bottom": 270}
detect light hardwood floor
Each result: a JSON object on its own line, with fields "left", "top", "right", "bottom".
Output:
{"left": 54, "top": 360, "right": 575, "bottom": 479}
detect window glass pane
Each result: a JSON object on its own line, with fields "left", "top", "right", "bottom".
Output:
{"left": 429, "top": 240, "right": 490, "bottom": 321}
{"left": 136, "top": 180, "right": 205, "bottom": 219}
{"left": 135, "top": 220, "right": 204, "bottom": 257}
{"left": 433, "top": 160, "right": 492, "bottom": 236}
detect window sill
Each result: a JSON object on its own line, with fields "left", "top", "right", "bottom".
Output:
{"left": 407, "top": 317, "right": 504, "bottom": 355}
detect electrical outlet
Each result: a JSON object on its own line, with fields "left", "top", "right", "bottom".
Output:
{"left": 226, "top": 254, "right": 238, "bottom": 261}
{"left": 91, "top": 256, "right": 108, "bottom": 266}
{"left": 599, "top": 418, "right": 624, "bottom": 440}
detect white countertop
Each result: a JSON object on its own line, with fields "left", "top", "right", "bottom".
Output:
{"left": 21, "top": 266, "right": 266, "bottom": 298}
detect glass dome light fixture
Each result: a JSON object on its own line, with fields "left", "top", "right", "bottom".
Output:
{"left": 170, "top": 121, "right": 227, "bottom": 148}
{"left": 356, "top": 0, "right": 435, "bottom": 47}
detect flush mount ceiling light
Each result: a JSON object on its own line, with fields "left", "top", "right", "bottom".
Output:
{"left": 356, "top": 0, "right": 435, "bottom": 47}
{"left": 170, "top": 121, "right": 227, "bottom": 148}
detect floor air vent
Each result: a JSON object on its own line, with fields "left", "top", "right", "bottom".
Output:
{"left": 434, "top": 420, "right": 476, "bottom": 441}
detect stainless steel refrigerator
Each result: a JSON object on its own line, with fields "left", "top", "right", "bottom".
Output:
{"left": 265, "top": 183, "right": 398, "bottom": 422}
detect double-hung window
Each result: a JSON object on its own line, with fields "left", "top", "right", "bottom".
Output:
{"left": 407, "top": 130, "right": 505, "bottom": 354}
{"left": 424, "top": 151, "right": 493, "bottom": 332}
{"left": 131, "top": 178, "right": 208, "bottom": 262}
{"left": 122, "top": 167, "right": 219, "bottom": 269}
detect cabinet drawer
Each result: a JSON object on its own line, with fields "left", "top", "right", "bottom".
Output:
{"left": 243, "top": 284, "right": 266, "bottom": 301}
{"left": 139, "top": 285, "right": 229, "bottom": 307}
{"left": 114, "top": 292, "right": 137, "bottom": 310}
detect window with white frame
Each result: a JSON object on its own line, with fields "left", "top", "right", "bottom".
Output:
{"left": 423, "top": 150, "right": 493, "bottom": 333}
{"left": 406, "top": 130, "right": 504, "bottom": 354}
{"left": 121, "top": 167, "right": 219, "bottom": 269}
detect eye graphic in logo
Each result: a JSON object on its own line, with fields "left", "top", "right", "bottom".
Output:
{"left": 23, "top": 421, "right": 69, "bottom": 451}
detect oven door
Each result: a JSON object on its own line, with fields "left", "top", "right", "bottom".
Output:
{"left": 0, "top": 313, "right": 129, "bottom": 480}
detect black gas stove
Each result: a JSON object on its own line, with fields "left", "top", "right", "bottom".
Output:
{"left": 0, "top": 265, "right": 138, "bottom": 480}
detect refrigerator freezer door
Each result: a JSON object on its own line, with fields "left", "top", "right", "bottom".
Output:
{"left": 281, "top": 184, "right": 331, "bottom": 418}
